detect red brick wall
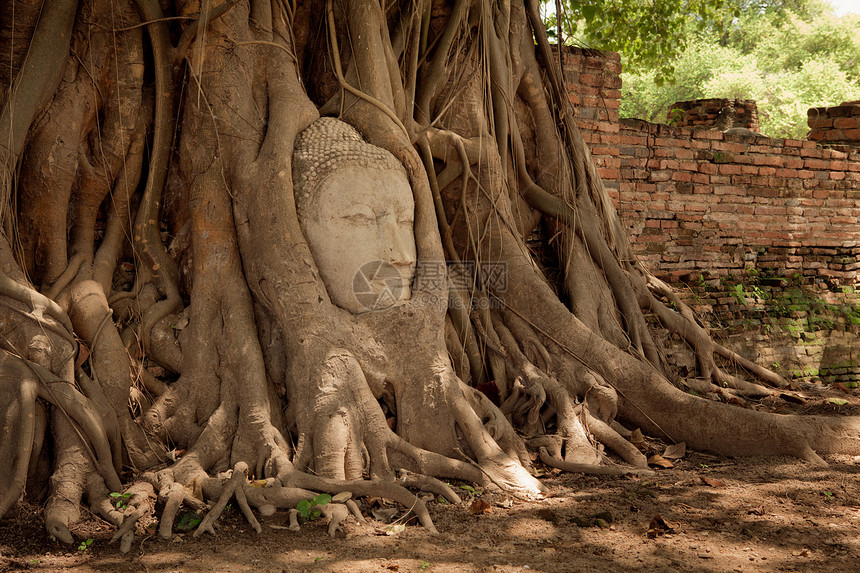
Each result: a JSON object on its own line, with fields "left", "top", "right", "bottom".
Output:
{"left": 668, "top": 98, "right": 760, "bottom": 131}
{"left": 611, "top": 120, "right": 860, "bottom": 286}
{"left": 808, "top": 101, "right": 860, "bottom": 146}
{"left": 560, "top": 47, "right": 860, "bottom": 287}
{"left": 559, "top": 47, "right": 860, "bottom": 383}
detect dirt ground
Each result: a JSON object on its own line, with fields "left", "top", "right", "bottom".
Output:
{"left": 2, "top": 398, "right": 860, "bottom": 573}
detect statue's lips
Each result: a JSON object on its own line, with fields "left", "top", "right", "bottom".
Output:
{"left": 369, "top": 277, "right": 412, "bottom": 289}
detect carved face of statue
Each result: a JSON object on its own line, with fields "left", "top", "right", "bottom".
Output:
{"left": 294, "top": 118, "right": 417, "bottom": 314}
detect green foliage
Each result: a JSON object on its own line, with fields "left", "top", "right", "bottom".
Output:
{"left": 297, "top": 493, "right": 332, "bottom": 520}
{"left": 666, "top": 107, "right": 686, "bottom": 125}
{"left": 77, "top": 538, "right": 93, "bottom": 552}
{"left": 110, "top": 491, "right": 132, "bottom": 510}
{"left": 711, "top": 150, "right": 734, "bottom": 163}
{"left": 542, "top": 0, "right": 736, "bottom": 80}
{"left": 620, "top": 3, "right": 860, "bottom": 138}
{"left": 621, "top": 41, "right": 745, "bottom": 122}
{"left": 175, "top": 511, "right": 203, "bottom": 532}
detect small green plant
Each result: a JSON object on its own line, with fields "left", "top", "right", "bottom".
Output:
{"left": 420, "top": 560, "right": 431, "bottom": 570}
{"left": 823, "top": 491, "right": 835, "bottom": 498}
{"left": 110, "top": 491, "right": 132, "bottom": 510}
{"left": 77, "top": 538, "right": 94, "bottom": 552}
{"left": 175, "top": 511, "right": 203, "bottom": 532}
{"left": 730, "top": 284, "right": 747, "bottom": 305}
{"left": 297, "top": 493, "right": 332, "bottom": 520}
{"left": 712, "top": 150, "right": 734, "bottom": 164}
{"left": 666, "top": 107, "right": 686, "bottom": 126}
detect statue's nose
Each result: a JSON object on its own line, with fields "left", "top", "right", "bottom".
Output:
{"left": 380, "top": 214, "right": 416, "bottom": 265}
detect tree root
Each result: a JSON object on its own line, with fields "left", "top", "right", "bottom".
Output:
{"left": 535, "top": 445, "right": 654, "bottom": 477}
{"left": 109, "top": 482, "right": 155, "bottom": 553}
{"left": 194, "top": 463, "right": 251, "bottom": 537}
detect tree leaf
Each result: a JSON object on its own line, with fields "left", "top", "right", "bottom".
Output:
{"left": 700, "top": 476, "right": 726, "bottom": 488}
{"left": 647, "top": 454, "right": 674, "bottom": 469}
{"left": 663, "top": 442, "right": 686, "bottom": 460}
{"left": 468, "top": 499, "right": 492, "bottom": 515}
{"left": 828, "top": 398, "right": 848, "bottom": 406}
{"left": 176, "top": 512, "right": 203, "bottom": 532}
{"left": 628, "top": 428, "right": 646, "bottom": 450}
{"left": 582, "top": 5, "right": 597, "bottom": 22}
{"left": 647, "top": 514, "right": 676, "bottom": 537}
{"left": 75, "top": 342, "right": 90, "bottom": 369}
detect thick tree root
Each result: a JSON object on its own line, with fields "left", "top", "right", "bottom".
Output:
{"left": 536, "top": 446, "right": 654, "bottom": 477}
{"left": 109, "top": 482, "right": 155, "bottom": 554}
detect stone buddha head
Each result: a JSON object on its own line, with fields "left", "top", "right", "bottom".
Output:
{"left": 293, "top": 118, "right": 417, "bottom": 314}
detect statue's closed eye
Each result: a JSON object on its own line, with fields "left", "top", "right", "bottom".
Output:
{"left": 341, "top": 207, "right": 376, "bottom": 222}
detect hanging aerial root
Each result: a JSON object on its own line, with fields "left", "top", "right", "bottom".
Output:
{"left": 33, "top": 368, "right": 122, "bottom": 492}
{"left": 636, "top": 272, "right": 782, "bottom": 395}
{"left": 0, "top": 374, "right": 37, "bottom": 517}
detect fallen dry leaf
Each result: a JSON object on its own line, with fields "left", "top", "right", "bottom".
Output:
{"left": 663, "top": 442, "right": 686, "bottom": 460}
{"left": 75, "top": 342, "right": 90, "bottom": 369}
{"left": 628, "top": 428, "right": 646, "bottom": 450}
{"left": 699, "top": 476, "right": 726, "bottom": 488}
{"left": 647, "top": 454, "right": 675, "bottom": 469}
{"left": 780, "top": 393, "right": 806, "bottom": 404}
{"left": 468, "top": 499, "right": 492, "bottom": 515}
{"left": 647, "top": 514, "right": 676, "bottom": 537}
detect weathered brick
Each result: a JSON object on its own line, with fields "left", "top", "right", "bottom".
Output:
{"left": 805, "top": 158, "right": 828, "bottom": 169}
{"left": 751, "top": 155, "right": 783, "bottom": 166}
{"left": 649, "top": 170, "right": 673, "bottom": 182}
{"left": 597, "top": 168, "right": 620, "bottom": 180}
{"left": 775, "top": 168, "right": 798, "bottom": 178}
{"left": 834, "top": 117, "right": 859, "bottom": 130}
